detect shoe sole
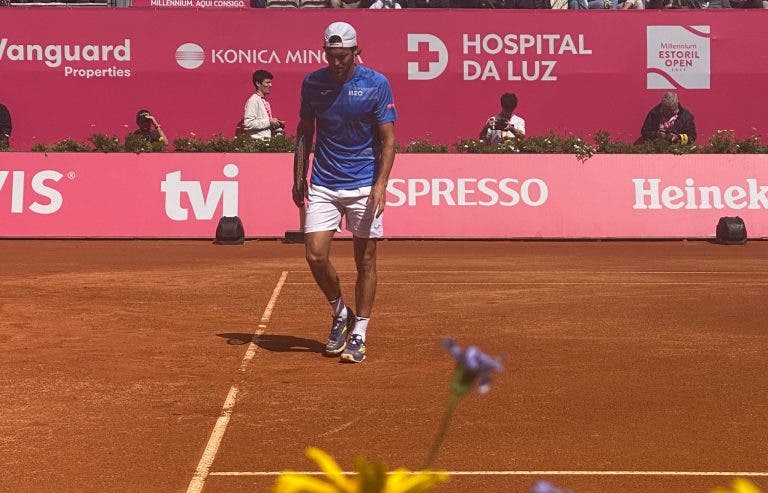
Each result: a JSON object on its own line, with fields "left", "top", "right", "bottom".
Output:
{"left": 324, "top": 308, "right": 355, "bottom": 356}
{"left": 340, "top": 352, "right": 365, "bottom": 363}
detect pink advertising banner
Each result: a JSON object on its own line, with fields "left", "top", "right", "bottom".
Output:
{"left": 0, "top": 10, "right": 767, "bottom": 152}
{"left": 1, "top": 153, "right": 767, "bottom": 239}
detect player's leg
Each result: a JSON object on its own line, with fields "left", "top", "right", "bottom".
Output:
{"left": 352, "top": 236, "right": 377, "bottom": 319}
{"left": 304, "top": 185, "right": 354, "bottom": 355}
{"left": 340, "top": 236, "right": 377, "bottom": 363}
{"left": 304, "top": 230, "right": 339, "bottom": 300}
{"left": 340, "top": 188, "right": 383, "bottom": 363}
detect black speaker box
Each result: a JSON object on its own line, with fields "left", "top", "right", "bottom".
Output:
{"left": 215, "top": 216, "right": 245, "bottom": 245}
{"left": 715, "top": 216, "right": 747, "bottom": 245}
{"left": 283, "top": 230, "right": 304, "bottom": 244}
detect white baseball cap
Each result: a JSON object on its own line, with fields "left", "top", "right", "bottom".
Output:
{"left": 323, "top": 21, "right": 357, "bottom": 48}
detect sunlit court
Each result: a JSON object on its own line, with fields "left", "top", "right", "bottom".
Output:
{"left": 1, "top": 239, "right": 766, "bottom": 493}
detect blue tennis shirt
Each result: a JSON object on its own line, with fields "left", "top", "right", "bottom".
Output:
{"left": 300, "top": 65, "right": 397, "bottom": 190}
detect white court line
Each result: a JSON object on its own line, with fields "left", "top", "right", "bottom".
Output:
{"left": 328, "top": 270, "right": 768, "bottom": 275}
{"left": 209, "top": 470, "right": 768, "bottom": 477}
{"left": 186, "top": 271, "right": 288, "bottom": 493}
{"left": 285, "top": 282, "right": 768, "bottom": 286}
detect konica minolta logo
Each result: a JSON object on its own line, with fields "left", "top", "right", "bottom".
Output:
{"left": 174, "top": 42, "right": 361, "bottom": 70}
{"left": 0, "top": 38, "right": 132, "bottom": 78}
{"left": 175, "top": 43, "right": 205, "bottom": 70}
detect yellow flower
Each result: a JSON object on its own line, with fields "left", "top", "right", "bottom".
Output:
{"left": 273, "top": 447, "right": 448, "bottom": 493}
{"left": 711, "top": 478, "right": 763, "bottom": 493}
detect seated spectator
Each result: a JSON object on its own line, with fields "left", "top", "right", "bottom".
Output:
{"left": 370, "top": 0, "right": 401, "bottom": 7}
{"left": 243, "top": 69, "right": 285, "bottom": 140}
{"left": 639, "top": 92, "right": 696, "bottom": 145}
{"left": 329, "top": 0, "right": 360, "bottom": 6}
{"left": 480, "top": 92, "right": 526, "bottom": 149}
{"left": 729, "top": 0, "right": 761, "bottom": 6}
{"left": 569, "top": 0, "right": 618, "bottom": 8}
{"left": 646, "top": 0, "right": 700, "bottom": 7}
{"left": 266, "top": 0, "right": 299, "bottom": 6}
{"left": 405, "top": 0, "right": 450, "bottom": 6}
{"left": 133, "top": 109, "right": 168, "bottom": 144}
{"left": 0, "top": 103, "right": 11, "bottom": 147}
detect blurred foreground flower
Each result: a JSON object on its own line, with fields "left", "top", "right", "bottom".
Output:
{"left": 422, "top": 339, "right": 503, "bottom": 468}
{"left": 711, "top": 478, "right": 763, "bottom": 493}
{"left": 530, "top": 479, "right": 572, "bottom": 493}
{"left": 443, "top": 338, "right": 503, "bottom": 395}
{"left": 273, "top": 446, "right": 448, "bottom": 493}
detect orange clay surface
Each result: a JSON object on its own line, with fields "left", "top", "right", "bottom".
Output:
{"left": 1, "top": 239, "right": 767, "bottom": 493}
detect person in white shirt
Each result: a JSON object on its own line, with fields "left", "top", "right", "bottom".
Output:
{"left": 370, "top": 0, "right": 402, "bottom": 7}
{"left": 243, "top": 69, "right": 284, "bottom": 140}
{"left": 480, "top": 92, "right": 526, "bottom": 149}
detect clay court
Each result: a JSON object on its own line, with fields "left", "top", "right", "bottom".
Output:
{"left": 1, "top": 239, "right": 766, "bottom": 493}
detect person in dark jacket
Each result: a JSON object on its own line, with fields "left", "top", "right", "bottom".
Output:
{"left": 640, "top": 92, "right": 696, "bottom": 145}
{"left": 0, "top": 103, "right": 11, "bottom": 147}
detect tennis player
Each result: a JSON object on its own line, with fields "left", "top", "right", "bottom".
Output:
{"left": 292, "top": 21, "right": 397, "bottom": 363}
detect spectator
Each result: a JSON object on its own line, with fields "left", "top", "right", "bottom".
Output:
{"left": 480, "top": 92, "right": 526, "bottom": 149}
{"left": 370, "top": 0, "right": 401, "bottom": 6}
{"left": 133, "top": 109, "right": 167, "bottom": 144}
{"left": 405, "top": 0, "right": 450, "bottom": 6}
{"left": 569, "top": 0, "right": 617, "bottom": 8}
{"left": 640, "top": 92, "right": 696, "bottom": 145}
{"left": 329, "top": 0, "right": 360, "bottom": 6}
{"left": 266, "top": 0, "right": 299, "bottom": 6}
{"left": 0, "top": 103, "right": 11, "bottom": 147}
{"left": 243, "top": 69, "right": 285, "bottom": 140}
{"left": 705, "top": 0, "right": 730, "bottom": 8}
{"left": 729, "top": 0, "right": 761, "bottom": 7}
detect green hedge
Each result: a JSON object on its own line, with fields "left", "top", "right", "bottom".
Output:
{"left": 5, "top": 130, "right": 768, "bottom": 160}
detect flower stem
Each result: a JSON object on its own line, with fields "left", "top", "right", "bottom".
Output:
{"left": 422, "top": 392, "right": 461, "bottom": 470}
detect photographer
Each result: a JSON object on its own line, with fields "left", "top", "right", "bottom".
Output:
{"left": 480, "top": 92, "right": 526, "bottom": 149}
{"left": 133, "top": 109, "right": 168, "bottom": 144}
{"left": 640, "top": 92, "right": 696, "bottom": 145}
{"left": 244, "top": 69, "right": 285, "bottom": 140}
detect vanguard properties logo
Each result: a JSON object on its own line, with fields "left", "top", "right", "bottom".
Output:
{"left": 646, "top": 25, "right": 710, "bottom": 90}
{"left": 175, "top": 43, "right": 205, "bottom": 70}
{"left": 0, "top": 38, "right": 132, "bottom": 78}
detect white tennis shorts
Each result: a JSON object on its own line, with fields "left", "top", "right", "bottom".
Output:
{"left": 304, "top": 184, "right": 384, "bottom": 238}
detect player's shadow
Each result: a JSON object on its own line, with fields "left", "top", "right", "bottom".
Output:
{"left": 217, "top": 333, "right": 325, "bottom": 353}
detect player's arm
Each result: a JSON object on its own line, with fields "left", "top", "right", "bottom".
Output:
{"left": 293, "top": 116, "right": 314, "bottom": 208}
{"left": 369, "top": 122, "right": 396, "bottom": 218}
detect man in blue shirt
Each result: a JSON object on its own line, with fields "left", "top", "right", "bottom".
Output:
{"left": 293, "top": 21, "right": 397, "bottom": 364}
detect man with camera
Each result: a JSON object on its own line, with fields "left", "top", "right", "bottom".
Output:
{"left": 133, "top": 109, "right": 167, "bottom": 144}
{"left": 480, "top": 92, "right": 526, "bottom": 149}
{"left": 639, "top": 91, "right": 696, "bottom": 145}
{"left": 243, "top": 69, "right": 285, "bottom": 140}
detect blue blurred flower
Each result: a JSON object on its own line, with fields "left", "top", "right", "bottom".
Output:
{"left": 442, "top": 338, "right": 503, "bottom": 394}
{"left": 530, "top": 480, "right": 572, "bottom": 493}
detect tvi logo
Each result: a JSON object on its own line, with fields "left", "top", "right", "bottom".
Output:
{"left": 407, "top": 34, "right": 448, "bottom": 81}
{"left": 160, "top": 164, "right": 239, "bottom": 221}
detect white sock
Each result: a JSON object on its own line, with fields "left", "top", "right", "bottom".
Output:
{"left": 329, "top": 297, "right": 347, "bottom": 319}
{"left": 351, "top": 317, "right": 369, "bottom": 341}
